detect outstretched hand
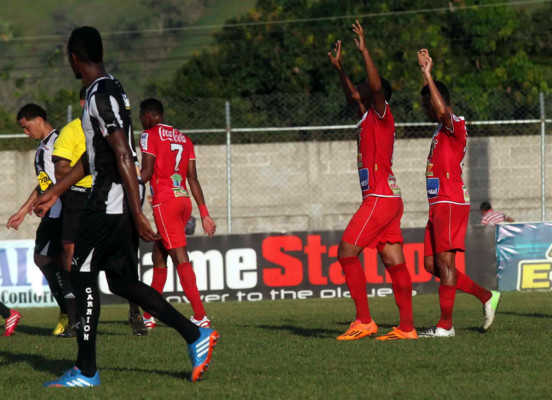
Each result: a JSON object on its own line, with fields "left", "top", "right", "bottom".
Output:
{"left": 6, "top": 212, "right": 25, "bottom": 230}
{"left": 202, "top": 216, "right": 216, "bottom": 238}
{"left": 417, "top": 49, "right": 432, "bottom": 75}
{"left": 327, "top": 40, "right": 343, "bottom": 69}
{"left": 352, "top": 20, "right": 367, "bottom": 52}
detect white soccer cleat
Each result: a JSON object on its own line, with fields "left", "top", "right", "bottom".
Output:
{"left": 483, "top": 290, "right": 502, "bottom": 330}
{"left": 190, "top": 316, "right": 211, "bottom": 328}
{"left": 143, "top": 316, "right": 157, "bottom": 329}
{"left": 419, "top": 326, "right": 455, "bottom": 338}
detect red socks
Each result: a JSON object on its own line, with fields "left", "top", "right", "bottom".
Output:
{"left": 339, "top": 257, "right": 372, "bottom": 323}
{"left": 455, "top": 269, "right": 492, "bottom": 304}
{"left": 176, "top": 262, "right": 206, "bottom": 320}
{"left": 387, "top": 263, "right": 414, "bottom": 332}
{"left": 144, "top": 267, "right": 168, "bottom": 320}
{"left": 436, "top": 284, "right": 456, "bottom": 330}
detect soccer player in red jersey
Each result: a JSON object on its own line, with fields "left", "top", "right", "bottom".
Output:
{"left": 328, "top": 21, "right": 416, "bottom": 341}
{"left": 139, "top": 98, "right": 216, "bottom": 329}
{"left": 417, "top": 49, "right": 501, "bottom": 337}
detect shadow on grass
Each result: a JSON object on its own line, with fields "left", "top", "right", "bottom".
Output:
{"left": 14, "top": 324, "right": 54, "bottom": 336}
{"left": 0, "top": 351, "right": 189, "bottom": 381}
{"left": 103, "top": 366, "right": 188, "bottom": 380}
{"left": 497, "top": 311, "right": 552, "bottom": 319}
{"left": 0, "top": 350, "right": 73, "bottom": 375}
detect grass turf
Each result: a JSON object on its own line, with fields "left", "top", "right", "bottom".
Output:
{"left": 1, "top": 291, "right": 550, "bottom": 399}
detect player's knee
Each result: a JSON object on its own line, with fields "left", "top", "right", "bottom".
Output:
{"left": 337, "top": 241, "right": 358, "bottom": 259}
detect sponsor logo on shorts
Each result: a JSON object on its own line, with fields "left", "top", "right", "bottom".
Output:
{"left": 426, "top": 177, "right": 440, "bottom": 199}
{"left": 358, "top": 168, "right": 369, "bottom": 192}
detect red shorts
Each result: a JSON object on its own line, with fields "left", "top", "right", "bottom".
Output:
{"left": 153, "top": 196, "right": 192, "bottom": 250}
{"left": 424, "top": 202, "right": 470, "bottom": 256}
{"left": 341, "top": 196, "right": 404, "bottom": 251}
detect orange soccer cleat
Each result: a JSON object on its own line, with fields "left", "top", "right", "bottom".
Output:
{"left": 376, "top": 326, "right": 418, "bottom": 341}
{"left": 337, "top": 319, "right": 378, "bottom": 341}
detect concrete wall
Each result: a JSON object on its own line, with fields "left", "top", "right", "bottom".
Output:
{"left": 1, "top": 135, "right": 549, "bottom": 240}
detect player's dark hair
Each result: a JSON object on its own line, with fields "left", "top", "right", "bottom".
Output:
{"left": 16, "top": 103, "right": 47, "bottom": 122}
{"left": 380, "top": 78, "right": 392, "bottom": 102}
{"left": 480, "top": 201, "right": 492, "bottom": 212}
{"left": 140, "top": 98, "right": 164, "bottom": 116}
{"left": 354, "top": 78, "right": 392, "bottom": 102}
{"left": 79, "top": 86, "right": 86, "bottom": 100}
{"left": 67, "top": 26, "right": 103, "bottom": 63}
{"left": 420, "top": 81, "right": 450, "bottom": 105}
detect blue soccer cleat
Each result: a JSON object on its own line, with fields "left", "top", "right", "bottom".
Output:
{"left": 188, "top": 327, "right": 220, "bottom": 382}
{"left": 43, "top": 366, "right": 100, "bottom": 387}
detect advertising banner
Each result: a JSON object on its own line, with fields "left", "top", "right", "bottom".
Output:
{"left": 496, "top": 222, "right": 552, "bottom": 292}
{"left": 0, "top": 240, "right": 58, "bottom": 308}
{"left": 0, "top": 226, "right": 497, "bottom": 307}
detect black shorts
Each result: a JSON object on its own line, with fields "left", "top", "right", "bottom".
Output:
{"left": 72, "top": 209, "right": 138, "bottom": 275}
{"left": 61, "top": 186, "right": 91, "bottom": 243}
{"left": 35, "top": 217, "right": 63, "bottom": 257}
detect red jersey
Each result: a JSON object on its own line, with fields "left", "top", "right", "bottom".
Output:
{"left": 140, "top": 124, "right": 195, "bottom": 206}
{"left": 425, "top": 114, "right": 470, "bottom": 205}
{"left": 356, "top": 104, "right": 401, "bottom": 199}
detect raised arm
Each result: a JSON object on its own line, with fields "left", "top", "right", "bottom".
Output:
{"left": 187, "top": 160, "right": 216, "bottom": 238}
{"left": 328, "top": 40, "right": 367, "bottom": 117}
{"left": 418, "top": 49, "right": 453, "bottom": 131}
{"left": 106, "top": 130, "right": 159, "bottom": 242}
{"left": 352, "top": 20, "right": 386, "bottom": 116}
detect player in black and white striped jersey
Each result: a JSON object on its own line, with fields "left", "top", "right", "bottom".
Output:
{"left": 33, "top": 27, "right": 219, "bottom": 386}
{"left": 6, "top": 104, "right": 77, "bottom": 337}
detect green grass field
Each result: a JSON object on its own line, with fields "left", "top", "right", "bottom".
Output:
{"left": 1, "top": 291, "right": 551, "bottom": 399}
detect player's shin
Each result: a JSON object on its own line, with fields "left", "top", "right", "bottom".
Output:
{"left": 339, "top": 257, "right": 372, "bottom": 323}
{"left": 71, "top": 271, "right": 101, "bottom": 378}
{"left": 387, "top": 263, "right": 415, "bottom": 332}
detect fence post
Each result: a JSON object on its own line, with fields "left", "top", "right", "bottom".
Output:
{"left": 540, "top": 92, "right": 546, "bottom": 222}
{"left": 225, "top": 100, "right": 232, "bottom": 233}
{"left": 67, "top": 104, "right": 72, "bottom": 124}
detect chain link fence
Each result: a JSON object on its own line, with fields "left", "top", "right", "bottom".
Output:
{"left": 1, "top": 91, "right": 550, "bottom": 239}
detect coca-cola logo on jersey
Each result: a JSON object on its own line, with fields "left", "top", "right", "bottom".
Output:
{"left": 159, "top": 127, "right": 187, "bottom": 143}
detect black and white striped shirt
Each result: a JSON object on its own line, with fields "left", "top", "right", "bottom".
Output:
{"left": 35, "top": 129, "right": 62, "bottom": 218}
{"left": 82, "top": 75, "right": 139, "bottom": 214}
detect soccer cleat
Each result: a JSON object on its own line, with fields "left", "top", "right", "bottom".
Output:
{"left": 190, "top": 316, "right": 211, "bottom": 328}
{"left": 419, "top": 326, "right": 455, "bottom": 338}
{"left": 336, "top": 319, "right": 378, "bottom": 340}
{"left": 188, "top": 327, "right": 220, "bottom": 382}
{"left": 43, "top": 366, "right": 100, "bottom": 387}
{"left": 128, "top": 313, "right": 148, "bottom": 336}
{"left": 376, "top": 326, "right": 418, "bottom": 341}
{"left": 3, "top": 310, "right": 21, "bottom": 337}
{"left": 58, "top": 322, "right": 79, "bottom": 338}
{"left": 143, "top": 315, "right": 157, "bottom": 329}
{"left": 53, "top": 313, "right": 68, "bottom": 336}
{"left": 483, "top": 290, "right": 501, "bottom": 330}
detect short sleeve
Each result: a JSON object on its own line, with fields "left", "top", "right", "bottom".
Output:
{"left": 140, "top": 128, "right": 157, "bottom": 157}
{"left": 53, "top": 122, "right": 77, "bottom": 161}
{"left": 88, "top": 92, "right": 123, "bottom": 137}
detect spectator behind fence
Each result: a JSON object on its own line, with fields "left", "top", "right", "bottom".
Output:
{"left": 480, "top": 201, "right": 514, "bottom": 225}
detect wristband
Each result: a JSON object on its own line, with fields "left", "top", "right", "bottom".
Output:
{"left": 199, "top": 204, "right": 209, "bottom": 218}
